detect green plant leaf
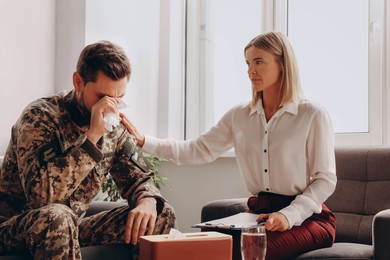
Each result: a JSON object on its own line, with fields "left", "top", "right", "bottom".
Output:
{"left": 98, "top": 154, "right": 168, "bottom": 202}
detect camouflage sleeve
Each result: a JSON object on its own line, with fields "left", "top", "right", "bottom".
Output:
{"left": 109, "top": 126, "right": 165, "bottom": 213}
{"left": 15, "top": 105, "right": 103, "bottom": 209}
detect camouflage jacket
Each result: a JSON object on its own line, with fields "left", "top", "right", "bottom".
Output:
{"left": 0, "top": 90, "right": 165, "bottom": 221}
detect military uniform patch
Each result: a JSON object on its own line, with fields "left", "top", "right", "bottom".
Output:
{"left": 37, "top": 139, "right": 62, "bottom": 166}
{"left": 130, "top": 149, "right": 152, "bottom": 172}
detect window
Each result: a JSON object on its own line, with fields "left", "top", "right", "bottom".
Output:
{"left": 278, "top": 0, "right": 384, "bottom": 145}
{"left": 86, "top": 0, "right": 186, "bottom": 139}
{"left": 185, "top": 0, "right": 265, "bottom": 139}
{"left": 187, "top": 0, "right": 387, "bottom": 146}
{"left": 57, "top": 0, "right": 389, "bottom": 147}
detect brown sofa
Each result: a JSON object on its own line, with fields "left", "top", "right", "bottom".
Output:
{"left": 201, "top": 146, "right": 390, "bottom": 260}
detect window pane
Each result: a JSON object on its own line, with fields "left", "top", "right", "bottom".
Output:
{"left": 202, "top": 0, "right": 264, "bottom": 125}
{"left": 287, "top": 0, "right": 369, "bottom": 133}
{"left": 86, "top": 0, "right": 162, "bottom": 136}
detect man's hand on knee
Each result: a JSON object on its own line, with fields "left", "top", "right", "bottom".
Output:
{"left": 124, "top": 197, "right": 157, "bottom": 245}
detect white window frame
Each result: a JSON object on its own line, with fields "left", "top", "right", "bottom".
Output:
{"left": 185, "top": 0, "right": 267, "bottom": 140}
{"left": 185, "top": 0, "right": 212, "bottom": 139}
{"left": 157, "top": 0, "right": 187, "bottom": 140}
{"left": 185, "top": 0, "right": 387, "bottom": 147}
{"left": 273, "top": 0, "right": 385, "bottom": 146}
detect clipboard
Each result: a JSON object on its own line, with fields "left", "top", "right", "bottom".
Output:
{"left": 191, "top": 212, "right": 259, "bottom": 230}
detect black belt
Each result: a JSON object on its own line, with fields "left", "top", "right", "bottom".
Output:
{"left": 247, "top": 191, "right": 296, "bottom": 213}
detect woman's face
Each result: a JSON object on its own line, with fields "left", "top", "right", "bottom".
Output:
{"left": 245, "top": 46, "right": 282, "bottom": 94}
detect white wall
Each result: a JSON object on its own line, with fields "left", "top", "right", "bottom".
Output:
{"left": 0, "top": 0, "right": 56, "bottom": 155}
{"left": 55, "top": 0, "right": 86, "bottom": 92}
{"left": 159, "top": 157, "right": 250, "bottom": 232}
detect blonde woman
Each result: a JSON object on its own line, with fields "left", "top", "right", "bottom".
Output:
{"left": 122, "top": 31, "right": 336, "bottom": 259}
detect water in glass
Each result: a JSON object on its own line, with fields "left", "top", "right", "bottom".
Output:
{"left": 241, "top": 226, "right": 267, "bottom": 260}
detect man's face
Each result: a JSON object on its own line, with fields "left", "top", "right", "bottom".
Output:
{"left": 73, "top": 71, "right": 127, "bottom": 112}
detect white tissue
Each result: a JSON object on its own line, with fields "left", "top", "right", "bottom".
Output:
{"left": 103, "top": 99, "right": 127, "bottom": 132}
{"left": 168, "top": 228, "right": 185, "bottom": 239}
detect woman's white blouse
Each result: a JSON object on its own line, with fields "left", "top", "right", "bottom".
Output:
{"left": 142, "top": 99, "right": 337, "bottom": 228}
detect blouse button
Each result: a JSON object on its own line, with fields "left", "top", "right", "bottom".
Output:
{"left": 264, "top": 149, "right": 267, "bottom": 153}
{"left": 266, "top": 188, "right": 269, "bottom": 191}
{"left": 264, "top": 169, "right": 268, "bottom": 173}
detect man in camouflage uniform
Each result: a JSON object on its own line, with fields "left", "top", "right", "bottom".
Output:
{"left": 0, "top": 41, "right": 176, "bottom": 259}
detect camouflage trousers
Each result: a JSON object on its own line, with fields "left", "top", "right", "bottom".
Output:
{"left": 0, "top": 202, "right": 176, "bottom": 259}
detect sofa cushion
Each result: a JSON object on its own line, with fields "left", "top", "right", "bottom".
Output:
{"left": 80, "top": 244, "right": 133, "bottom": 260}
{"left": 326, "top": 147, "right": 390, "bottom": 245}
{"left": 294, "top": 242, "right": 373, "bottom": 260}
{"left": 201, "top": 198, "right": 248, "bottom": 223}
{"left": 365, "top": 149, "right": 390, "bottom": 215}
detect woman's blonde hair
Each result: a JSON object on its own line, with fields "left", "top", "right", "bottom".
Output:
{"left": 244, "top": 31, "right": 303, "bottom": 107}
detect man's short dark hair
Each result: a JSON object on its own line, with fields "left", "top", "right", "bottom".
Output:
{"left": 76, "top": 40, "right": 131, "bottom": 84}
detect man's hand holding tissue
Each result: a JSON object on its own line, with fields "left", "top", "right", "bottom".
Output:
{"left": 124, "top": 197, "right": 157, "bottom": 245}
{"left": 86, "top": 96, "right": 119, "bottom": 144}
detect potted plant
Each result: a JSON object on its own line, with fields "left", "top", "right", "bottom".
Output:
{"left": 100, "top": 153, "right": 168, "bottom": 202}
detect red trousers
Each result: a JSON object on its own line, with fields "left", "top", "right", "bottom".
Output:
{"left": 247, "top": 192, "right": 336, "bottom": 260}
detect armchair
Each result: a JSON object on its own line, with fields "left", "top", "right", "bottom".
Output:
{"left": 201, "top": 147, "right": 390, "bottom": 260}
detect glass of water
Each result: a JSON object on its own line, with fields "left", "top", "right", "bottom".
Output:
{"left": 241, "top": 225, "right": 267, "bottom": 260}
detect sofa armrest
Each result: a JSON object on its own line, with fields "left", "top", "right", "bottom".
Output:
{"left": 373, "top": 209, "right": 390, "bottom": 260}
{"left": 86, "top": 201, "right": 127, "bottom": 217}
{"left": 201, "top": 198, "right": 248, "bottom": 222}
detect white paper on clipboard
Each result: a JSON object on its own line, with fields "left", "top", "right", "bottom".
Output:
{"left": 192, "top": 212, "right": 259, "bottom": 230}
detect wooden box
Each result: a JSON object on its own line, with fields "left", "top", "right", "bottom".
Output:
{"left": 139, "top": 231, "right": 232, "bottom": 260}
